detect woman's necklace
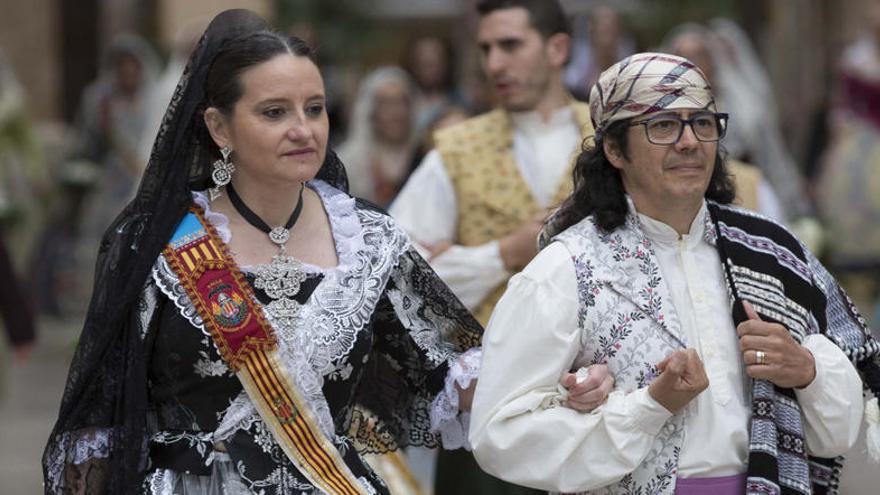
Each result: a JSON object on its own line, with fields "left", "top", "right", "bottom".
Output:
{"left": 226, "top": 182, "right": 308, "bottom": 327}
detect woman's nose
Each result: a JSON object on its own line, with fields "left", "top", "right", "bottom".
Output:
{"left": 287, "top": 120, "right": 313, "bottom": 141}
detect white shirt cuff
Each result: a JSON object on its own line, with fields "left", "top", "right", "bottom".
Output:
{"left": 624, "top": 388, "right": 675, "bottom": 436}
{"left": 795, "top": 334, "right": 864, "bottom": 456}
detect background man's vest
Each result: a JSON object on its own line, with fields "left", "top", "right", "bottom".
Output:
{"left": 434, "top": 102, "right": 592, "bottom": 325}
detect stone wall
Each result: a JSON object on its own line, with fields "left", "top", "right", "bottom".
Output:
{"left": 0, "top": 0, "right": 59, "bottom": 120}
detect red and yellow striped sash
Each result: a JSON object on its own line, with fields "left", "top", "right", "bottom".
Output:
{"left": 163, "top": 207, "right": 367, "bottom": 495}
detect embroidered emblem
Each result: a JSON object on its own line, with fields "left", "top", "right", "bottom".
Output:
{"left": 208, "top": 283, "right": 249, "bottom": 329}
{"left": 272, "top": 396, "right": 297, "bottom": 425}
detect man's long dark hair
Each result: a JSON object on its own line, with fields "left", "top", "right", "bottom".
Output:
{"left": 545, "top": 118, "right": 737, "bottom": 239}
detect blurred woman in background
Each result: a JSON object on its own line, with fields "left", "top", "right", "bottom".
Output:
{"left": 338, "top": 66, "right": 418, "bottom": 206}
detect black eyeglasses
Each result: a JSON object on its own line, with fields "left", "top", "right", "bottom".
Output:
{"left": 630, "top": 112, "right": 729, "bottom": 145}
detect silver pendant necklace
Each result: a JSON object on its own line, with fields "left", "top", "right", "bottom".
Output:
{"left": 227, "top": 183, "right": 308, "bottom": 325}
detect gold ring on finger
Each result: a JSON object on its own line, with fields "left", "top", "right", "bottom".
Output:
{"left": 756, "top": 350, "right": 766, "bottom": 365}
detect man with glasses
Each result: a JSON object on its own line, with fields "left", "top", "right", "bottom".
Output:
{"left": 469, "top": 53, "right": 879, "bottom": 494}
{"left": 630, "top": 111, "right": 728, "bottom": 145}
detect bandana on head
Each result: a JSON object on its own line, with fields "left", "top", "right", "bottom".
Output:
{"left": 589, "top": 52, "right": 716, "bottom": 137}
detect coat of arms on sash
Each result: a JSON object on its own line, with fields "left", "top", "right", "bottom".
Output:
{"left": 208, "top": 282, "right": 249, "bottom": 329}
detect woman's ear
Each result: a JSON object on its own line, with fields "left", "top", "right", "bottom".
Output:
{"left": 203, "top": 107, "right": 231, "bottom": 150}
{"left": 603, "top": 138, "right": 625, "bottom": 170}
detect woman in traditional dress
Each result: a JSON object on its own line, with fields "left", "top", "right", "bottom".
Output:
{"left": 42, "top": 11, "right": 485, "bottom": 494}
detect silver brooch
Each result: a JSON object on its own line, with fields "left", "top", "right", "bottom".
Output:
{"left": 253, "top": 254, "right": 308, "bottom": 301}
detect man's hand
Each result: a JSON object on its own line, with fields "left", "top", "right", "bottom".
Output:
{"left": 737, "top": 301, "right": 816, "bottom": 389}
{"left": 648, "top": 349, "right": 709, "bottom": 413}
{"left": 561, "top": 364, "right": 614, "bottom": 412}
{"left": 498, "top": 214, "right": 545, "bottom": 271}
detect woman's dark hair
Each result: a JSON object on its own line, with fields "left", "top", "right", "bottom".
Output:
{"left": 191, "top": 31, "right": 314, "bottom": 188}
{"left": 205, "top": 31, "right": 312, "bottom": 114}
{"left": 546, "top": 118, "right": 736, "bottom": 238}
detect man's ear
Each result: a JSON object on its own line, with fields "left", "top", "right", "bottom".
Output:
{"left": 203, "top": 107, "right": 231, "bottom": 150}
{"left": 603, "top": 137, "right": 625, "bottom": 170}
{"left": 545, "top": 33, "right": 571, "bottom": 69}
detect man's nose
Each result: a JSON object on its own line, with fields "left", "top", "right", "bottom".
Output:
{"left": 675, "top": 122, "right": 700, "bottom": 150}
{"left": 484, "top": 47, "right": 506, "bottom": 75}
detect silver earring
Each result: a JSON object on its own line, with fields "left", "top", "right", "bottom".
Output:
{"left": 209, "top": 146, "right": 234, "bottom": 200}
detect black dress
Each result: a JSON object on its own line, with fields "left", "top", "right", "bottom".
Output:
{"left": 134, "top": 181, "right": 481, "bottom": 494}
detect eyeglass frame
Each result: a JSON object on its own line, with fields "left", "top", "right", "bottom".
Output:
{"left": 629, "top": 111, "right": 729, "bottom": 145}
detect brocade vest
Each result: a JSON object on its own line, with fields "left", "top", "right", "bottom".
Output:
{"left": 434, "top": 102, "right": 593, "bottom": 325}
{"left": 553, "top": 213, "right": 689, "bottom": 494}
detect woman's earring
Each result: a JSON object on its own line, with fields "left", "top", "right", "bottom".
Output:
{"left": 209, "top": 146, "right": 234, "bottom": 200}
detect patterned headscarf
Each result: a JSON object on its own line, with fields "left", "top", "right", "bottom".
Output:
{"left": 589, "top": 52, "right": 716, "bottom": 137}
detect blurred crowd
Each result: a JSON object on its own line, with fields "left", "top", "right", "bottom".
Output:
{"left": 2, "top": 2, "right": 880, "bottom": 397}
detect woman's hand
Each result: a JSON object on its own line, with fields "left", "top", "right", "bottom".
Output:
{"left": 560, "top": 364, "right": 614, "bottom": 412}
{"left": 456, "top": 380, "right": 476, "bottom": 411}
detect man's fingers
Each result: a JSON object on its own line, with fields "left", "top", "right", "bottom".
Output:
{"left": 670, "top": 351, "right": 689, "bottom": 372}
{"left": 684, "top": 349, "right": 704, "bottom": 373}
{"left": 736, "top": 320, "right": 780, "bottom": 338}
{"left": 681, "top": 349, "right": 708, "bottom": 390}
{"left": 656, "top": 354, "right": 673, "bottom": 372}
{"left": 743, "top": 300, "right": 762, "bottom": 321}
{"left": 744, "top": 349, "right": 774, "bottom": 366}
{"left": 745, "top": 364, "right": 775, "bottom": 381}
{"left": 738, "top": 334, "right": 776, "bottom": 352}
{"left": 659, "top": 352, "right": 686, "bottom": 378}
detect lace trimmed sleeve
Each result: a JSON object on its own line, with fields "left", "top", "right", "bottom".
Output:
{"left": 351, "top": 246, "right": 482, "bottom": 454}
{"left": 430, "top": 347, "right": 482, "bottom": 450}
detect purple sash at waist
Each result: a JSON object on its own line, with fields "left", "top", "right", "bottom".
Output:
{"left": 674, "top": 473, "right": 746, "bottom": 495}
